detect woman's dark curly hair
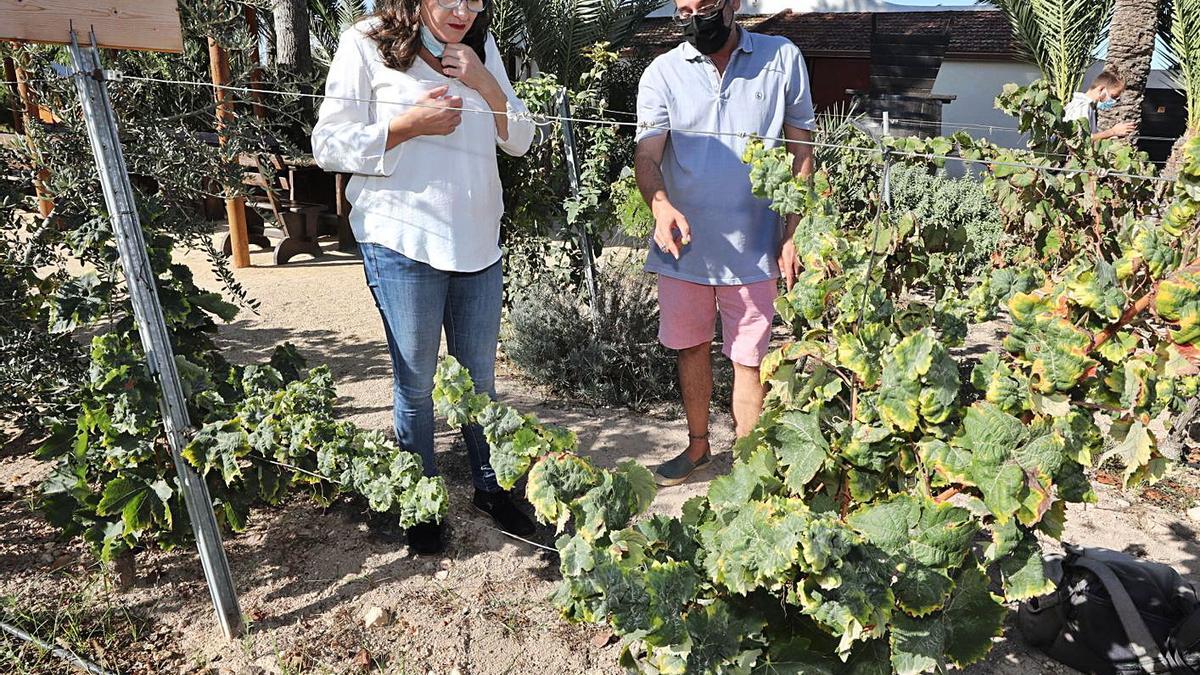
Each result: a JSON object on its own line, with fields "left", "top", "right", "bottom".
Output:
{"left": 366, "top": 0, "right": 491, "bottom": 71}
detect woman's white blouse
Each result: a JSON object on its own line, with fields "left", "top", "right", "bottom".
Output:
{"left": 312, "top": 20, "right": 534, "bottom": 273}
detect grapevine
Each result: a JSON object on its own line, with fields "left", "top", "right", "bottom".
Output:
{"left": 433, "top": 123, "right": 1200, "bottom": 675}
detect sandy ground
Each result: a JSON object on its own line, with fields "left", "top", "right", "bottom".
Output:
{"left": 3, "top": 238, "right": 1200, "bottom": 674}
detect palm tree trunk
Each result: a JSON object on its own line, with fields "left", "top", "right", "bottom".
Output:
{"left": 1100, "top": 0, "right": 1161, "bottom": 134}
{"left": 273, "top": 0, "right": 312, "bottom": 74}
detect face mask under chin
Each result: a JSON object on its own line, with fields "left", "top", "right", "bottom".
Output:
{"left": 682, "top": 10, "right": 732, "bottom": 55}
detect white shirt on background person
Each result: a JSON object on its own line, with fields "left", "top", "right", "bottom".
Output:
{"left": 1064, "top": 92, "right": 1098, "bottom": 135}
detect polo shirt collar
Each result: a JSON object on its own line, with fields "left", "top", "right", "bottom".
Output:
{"left": 681, "top": 25, "right": 752, "bottom": 62}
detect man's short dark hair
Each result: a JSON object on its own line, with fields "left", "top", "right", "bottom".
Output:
{"left": 1092, "top": 69, "right": 1126, "bottom": 91}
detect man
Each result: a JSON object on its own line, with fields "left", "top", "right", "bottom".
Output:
{"left": 634, "top": 0, "right": 815, "bottom": 486}
{"left": 1064, "top": 69, "right": 1136, "bottom": 141}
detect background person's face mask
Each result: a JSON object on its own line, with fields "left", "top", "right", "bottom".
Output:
{"left": 1097, "top": 90, "right": 1119, "bottom": 111}
{"left": 681, "top": 4, "right": 732, "bottom": 55}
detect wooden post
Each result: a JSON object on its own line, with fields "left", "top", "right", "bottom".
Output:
{"left": 207, "top": 37, "right": 251, "bottom": 268}
{"left": 3, "top": 51, "right": 24, "bottom": 133}
{"left": 243, "top": 5, "right": 267, "bottom": 120}
{"left": 10, "top": 49, "right": 54, "bottom": 218}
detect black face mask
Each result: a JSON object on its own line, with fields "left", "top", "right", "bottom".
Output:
{"left": 681, "top": 7, "right": 732, "bottom": 55}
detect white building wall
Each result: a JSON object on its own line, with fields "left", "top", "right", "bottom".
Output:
{"left": 933, "top": 60, "right": 1042, "bottom": 149}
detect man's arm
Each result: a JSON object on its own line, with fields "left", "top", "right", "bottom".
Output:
{"left": 778, "top": 124, "right": 814, "bottom": 290}
{"left": 1093, "top": 121, "right": 1136, "bottom": 141}
{"left": 635, "top": 134, "right": 691, "bottom": 260}
{"left": 783, "top": 124, "right": 815, "bottom": 237}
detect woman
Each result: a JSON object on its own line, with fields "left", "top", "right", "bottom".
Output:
{"left": 312, "top": 0, "right": 536, "bottom": 555}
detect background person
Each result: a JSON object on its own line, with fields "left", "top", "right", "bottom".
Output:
{"left": 312, "top": 0, "right": 536, "bottom": 554}
{"left": 634, "top": 0, "right": 815, "bottom": 487}
{"left": 1065, "top": 69, "right": 1136, "bottom": 141}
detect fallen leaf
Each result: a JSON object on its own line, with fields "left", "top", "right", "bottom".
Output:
{"left": 591, "top": 630, "right": 615, "bottom": 649}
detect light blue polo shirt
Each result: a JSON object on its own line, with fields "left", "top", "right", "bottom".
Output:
{"left": 636, "top": 28, "right": 816, "bottom": 286}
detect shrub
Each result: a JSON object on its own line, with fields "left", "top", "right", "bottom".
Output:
{"left": 888, "top": 164, "right": 1007, "bottom": 280}
{"left": 503, "top": 264, "right": 677, "bottom": 410}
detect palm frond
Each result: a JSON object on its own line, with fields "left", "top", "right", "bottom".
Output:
{"left": 337, "top": 0, "right": 369, "bottom": 29}
{"left": 508, "top": 0, "right": 665, "bottom": 86}
{"left": 1165, "top": 0, "right": 1200, "bottom": 127}
{"left": 308, "top": 0, "right": 341, "bottom": 65}
{"left": 983, "top": 0, "right": 1114, "bottom": 101}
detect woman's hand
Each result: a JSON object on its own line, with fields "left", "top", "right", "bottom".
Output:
{"left": 440, "top": 44, "right": 500, "bottom": 98}
{"left": 441, "top": 44, "right": 514, "bottom": 141}
{"left": 387, "top": 85, "right": 462, "bottom": 147}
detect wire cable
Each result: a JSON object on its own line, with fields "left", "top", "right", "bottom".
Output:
{"left": 103, "top": 73, "right": 1175, "bottom": 184}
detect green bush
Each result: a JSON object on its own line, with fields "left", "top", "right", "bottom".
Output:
{"left": 503, "top": 265, "right": 677, "bottom": 410}
{"left": 888, "top": 164, "right": 1006, "bottom": 280}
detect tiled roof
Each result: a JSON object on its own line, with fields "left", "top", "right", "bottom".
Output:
{"left": 628, "top": 9, "right": 1019, "bottom": 60}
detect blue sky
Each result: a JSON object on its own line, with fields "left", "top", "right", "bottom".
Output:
{"left": 896, "top": 0, "right": 980, "bottom": 5}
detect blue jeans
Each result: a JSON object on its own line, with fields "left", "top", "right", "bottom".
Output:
{"left": 359, "top": 243, "right": 502, "bottom": 493}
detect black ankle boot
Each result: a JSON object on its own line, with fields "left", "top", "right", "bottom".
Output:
{"left": 472, "top": 490, "right": 536, "bottom": 537}
{"left": 405, "top": 521, "right": 445, "bottom": 556}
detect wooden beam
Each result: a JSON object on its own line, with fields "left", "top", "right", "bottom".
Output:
{"left": 208, "top": 37, "right": 250, "bottom": 268}
{"left": 3, "top": 52, "right": 24, "bottom": 134}
{"left": 0, "top": 0, "right": 183, "bottom": 53}
{"left": 244, "top": 5, "right": 267, "bottom": 120}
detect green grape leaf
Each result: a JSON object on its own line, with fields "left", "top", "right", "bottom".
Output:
{"left": 1098, "top": 420, "right": 1158, "bottom": 488}
{"left": 527, "top": 453, "right": 600, "bottom": 530}
{"left": 973, "top": 462, "right": 1025, "bottom": 522}
{"left": 889, "top": 613, "right": 944, "bottom": 675}
{"left": 918, "top": 350, "right": 960, "bottom": 425}
{"left": 97, "top": 477, "right": 146, "bottom": 516}
{"left": 918, "top": 440, "right": 972, "bottom": 485}
{"left": 645, "top": 561, "right": 699, "bottom": 646}
{"left": 559, "top": 533, "right": 595, "bottom": 576}
{"left": 685, "top": 600, "right": 768, "bottom": 674}
{"left": 699, "top": 499, "right": 807, "bottom": 594}
{"left": 838, "top": 335, "right": 880, "bottom": 388}
{"left": 397, "top": 476, "right": 448, "bottom": 527}
{"left": 708, "top": 447, "right": 781, "bottom": 512}
{"left": 848, "top": 496, "right": 976, "bottom": 569}
{"left": 894, "top": 565, "right": 955, "bottom": 617}
{"left": 943, "top": 565, "right": 1007, "bottom": 668}
{"left": 999, "top": 532, "right": 1054, "bottom": 601}
{"left": 775, "top": 411, "right": 829, "bottom": 492}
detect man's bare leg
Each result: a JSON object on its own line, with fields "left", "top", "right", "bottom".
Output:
{"left": 731, "top": 362, "right": 765, "bottom": 438}
{"left": 679, "top": 342, "right": 713, "bottom": 461}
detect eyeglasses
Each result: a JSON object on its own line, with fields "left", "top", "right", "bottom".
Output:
{"left": 674, "top": 0, "right": 725, "bottom": 24}
{"left": 436, "top": 0, "right": 488, "bottom": 13}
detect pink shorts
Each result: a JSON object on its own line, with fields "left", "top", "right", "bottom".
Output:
{"left": 657, "top": 275, "right": 777, "bottom": 367}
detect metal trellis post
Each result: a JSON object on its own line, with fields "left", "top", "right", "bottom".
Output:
{"left": 66, "top": 27, "right": 244, "bottom": 640}
{"left": 557, "top": 88, "right": 600, "bottom": 322}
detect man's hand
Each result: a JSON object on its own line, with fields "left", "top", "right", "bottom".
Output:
{"left": 652, "top": 198, "right": 691, "bottom": 260}
{"left": 1109, "top": 121, "right": 1136, "bottom": 138}
{"left": 778, "top": 236, "right": 799, "bottom": 291}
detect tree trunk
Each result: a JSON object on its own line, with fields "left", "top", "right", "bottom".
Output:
{"left": 273, "top": 0, "right": 312, "bottom": 74}
{"left": 1100, "top": 0, "right": 1161, "bottom": 134}
{"left": 1164, "top": 128, "right": 1197, "bottom": 179}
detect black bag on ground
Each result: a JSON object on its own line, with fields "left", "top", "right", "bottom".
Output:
{"left": 1018, "top": 545, "right": 1200, "bottom": 674}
